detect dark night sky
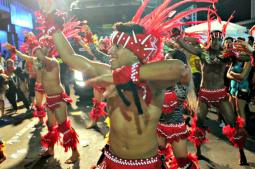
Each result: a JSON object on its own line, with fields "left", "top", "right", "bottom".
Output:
{"left": 19, "top": 0, "right": 251, "bottom": 23}
{"left": 215, "top": 0, "right": 251, "bottom": 22}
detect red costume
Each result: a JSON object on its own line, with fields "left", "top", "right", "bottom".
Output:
{"left": 89, "top": 98, "right": 107, "bottom": 122}
{"left": 41, "top": 122, "right": 60, "bottom": 149}
{"left": 33, "top": 104, "right": 46, "bottom": 119}
{"left": 45, "top": 92, "right": 73, "bottom": 111}
{"left": 94, "top": 148, "right": 163, "bottom": 169}
{"left": 157, "top": 122, "right": 189, "bottom": 144}
{"left": 198, "top": 87, "right": 229, "bottom": 103}
{"left": 58, "top": 119, "right": 79, "bottom": 152}
{"left": 157, "top": 86, "right": 190, "bottom": 143}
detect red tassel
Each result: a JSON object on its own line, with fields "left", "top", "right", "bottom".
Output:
{"left": 161, "top": 8, "right": 219, "bottom": 32}
{"left": 222, "top": 125, "right": 247, "bottom": 148}
{"left": 33, "top": 105, "right": 46, "bottom": 118}
{"left": 236, "top": 116, "right": 245, "bottom": 128}
{"left": 222, "top": 11, "right": 235, "bottom": 36}
{"left": 158, "top": 145, "right": 173, "bottom": 162}
{"left": 222, "top": 118, "right": 247, "bottom": 149}
{"left": 58, "top": 119, "right": 79, "bottom": 152}
{"left": 132, "top": 0, "right": 150, "bottom": 23}
{"left": 187, "top": 153, "right": 199, "bottom": 169}
{"left": 188, "top": 116, "right": 208, "bottom": 147}
{"left": 61, "top": 92, "right": 73, "bottom": 103}
{"left": 41, "top": 124, "right": 60, "bottom": 148}
{"left": 175, "top": 153, "right": 200, "bottom": 169}
{"left": 89, "top": 98, "right": 107, "bottom": 122}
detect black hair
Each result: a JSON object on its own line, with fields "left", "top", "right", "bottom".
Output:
{"left": 248, "top": 36, "right": 254, "bottom": 42}
{"left": 224, "top": 37, "right": 234, "bottom": 42}
{"left": 210, "top": 30, "right": 222, "bottom": 34}
{"left": 237, "top": 37, "right": 245, "bottom": 41}
{"left": 172, "top": 28, "right": 181, "bottom": 36}
{"left": 113, "top": 22, "right": 145, "bottom": 35}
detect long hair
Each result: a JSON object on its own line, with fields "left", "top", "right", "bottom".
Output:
{"left": 172, "top": 51, "right": 197, "bottom": 114}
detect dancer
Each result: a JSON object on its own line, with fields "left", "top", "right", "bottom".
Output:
{"left": 157, "top": 51, "right": 199, "bottom": 169}
{"left": 4, "top": 41, "right": 46, "bottom": 127}
{"left": 177, "top": 30, "right": 249, "bottom": 165}
{"left": 4, "top": 39, "right": 80, "bottom": 164}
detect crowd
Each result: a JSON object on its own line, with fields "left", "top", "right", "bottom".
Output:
{"left": 0, "top": 0, "right": 255, "bottom": 168}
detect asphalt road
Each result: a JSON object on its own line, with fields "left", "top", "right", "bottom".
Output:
{"left": 0, "top": 97, "right": 255, "bottom": 169}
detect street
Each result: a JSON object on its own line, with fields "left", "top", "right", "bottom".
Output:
{"left": 0, "top": 94, "right": 255, "bottom": 169}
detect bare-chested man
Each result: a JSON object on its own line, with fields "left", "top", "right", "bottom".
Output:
{"left": 176, "top": 30, "right": 249, "bottom": 165}
{"left": 38, "top": 0, "right": 188, "bottom": 168}
{"left": 4, "top": 41, "right": 80, "bottom": 164}
{"left": 4, "top": 36, "right": 46, "bottom": 127}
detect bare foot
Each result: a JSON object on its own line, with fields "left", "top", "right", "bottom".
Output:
{"left": 0, "top": 155, "right": 6, "bottom": 164}
{"left": 39, "top": 149, "right": 54, "bottom": 158}
{"left": 65, "top": 150, "right": 80, "bottom": 164}
{"left": 85, "top": 120, "right": 96, "bottom": 129}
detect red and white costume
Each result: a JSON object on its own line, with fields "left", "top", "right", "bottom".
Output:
{"left": 45, "top": 92, "right": 73, "bottom": 111}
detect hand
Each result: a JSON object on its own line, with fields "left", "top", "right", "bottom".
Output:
{"left": 37, "top": 0, "right": 57, "bottom": 14}
{"left": 85, "top": 74, "right": 114, "bottom": 87}
{"left": 234, "top": 40, "right": 254, "bottom": 54}
{"left": 103, "top": 85, "right": 118, "bottom": 99}
{"left": 2, "top": 43, "right": 15, "bottom": 52}
{"left": 166, "top": 39, "right": 180, "bottom": 49}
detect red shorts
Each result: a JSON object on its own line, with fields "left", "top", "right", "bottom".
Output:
{"left": 95, "top": 149, "right": 163, "bottom": 169}
{"left": 198, "top": 87, "right": 228, "bottom": 103}
{"left": 46, "top": 92, "right": 72, "bottom": 111}
{"left": 157, "top": 122, "right": 189, "bottom": 144}
{"left": 35, "top": 82, "right": 45, "bottom": 93}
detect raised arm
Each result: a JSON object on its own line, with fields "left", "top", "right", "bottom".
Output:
{"left": 3, "top": 43, "right": 33, "bottom": 62}
{"left": 88, "top": 43, "right": 110, "bottom": 64}
{"left": 176, "top": 38, "right": 203, "bottom": 57}
{"left": 52, "top": 31, "right": 111, "bottom": 77}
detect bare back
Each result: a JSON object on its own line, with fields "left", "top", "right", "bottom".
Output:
{"left": 107, "top": 85, "right": 164, "bottom": 159}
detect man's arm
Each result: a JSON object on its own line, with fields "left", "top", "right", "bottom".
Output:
{"left": 88, "top": 43, "right": 110, "bottom": 64}
{"left": 86, "top": 59, "right": 186, "bottom": 89}
{"left": 227, "top": 63, "right": 234, "bottom": 80}
{"left": 52, "top": 31, "right": 111, "bottom": 77}
{"left": 16, "top": 51, "right": 34, "bottom": 62}
{"left": 3, "top": 43, "right": 33, "bottom": 62}
{"left": 140, "top": 59, "right": 185, "bottom": 81}
{"left": 228, "top": 62, "right": 251, "bottom": 81}
{"left": 176, "top": 38, "right": 203, "bottom": 57}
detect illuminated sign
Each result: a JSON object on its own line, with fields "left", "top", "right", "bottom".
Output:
{"left": 10, "top": 4, "right": 33, "bottom": 29}
{"left": 0, "top": 30, "right": 7, "bottom": 53}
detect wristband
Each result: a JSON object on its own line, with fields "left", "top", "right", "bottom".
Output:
{"left": 113, "top": 63, "right": 141, "bottom": 85}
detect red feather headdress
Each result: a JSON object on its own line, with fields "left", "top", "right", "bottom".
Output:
{"left": 21, "top": 10, "right": 80, "bottom": 57}
{"left": 111, "top": 0, "right": 219, "bottom": 64}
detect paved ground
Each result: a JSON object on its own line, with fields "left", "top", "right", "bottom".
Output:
{"left": 0, "top": 96, "right": 255, "bottom": 169}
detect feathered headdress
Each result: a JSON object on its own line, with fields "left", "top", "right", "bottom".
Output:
{"left": 111, "top": 0, "right": 219, "bottom": 64}
{"left": 21, "top": 10, "right": 80, "bottom": 57}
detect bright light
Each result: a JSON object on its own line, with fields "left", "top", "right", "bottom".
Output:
{"left": 74, "top": 70, "right": 86, "bottom": 87}
{"left": 74, "top": 70, "right": 84, "bottom": 81}
{"left": 76, "top": 81, "right": 86, "bottom": 87}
